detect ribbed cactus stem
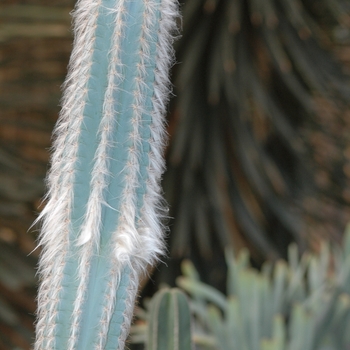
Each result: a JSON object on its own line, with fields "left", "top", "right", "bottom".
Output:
{"left": 34, "top": 0, "right": 178, "bottom": 349}
{"left": 147, "top": 288, "right": 193, "bottom": 350}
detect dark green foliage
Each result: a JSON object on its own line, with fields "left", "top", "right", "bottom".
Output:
{"left": 164, "top": 0, "right": 350, "bottom": 272}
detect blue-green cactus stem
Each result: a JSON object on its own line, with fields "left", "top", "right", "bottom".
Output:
{"left": 34, "top": 0, "right": 178, "bottom": 349}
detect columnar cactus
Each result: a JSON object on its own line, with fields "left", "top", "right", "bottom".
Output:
{"left": 34, "top": 0, "right": 178, "bottom": 349}
{"left": 147, "top": 288, "right": 192, "bottom": 350}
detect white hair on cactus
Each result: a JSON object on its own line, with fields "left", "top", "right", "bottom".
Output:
{"left": 34, "top": 1, "right": 100, "bottom": 349}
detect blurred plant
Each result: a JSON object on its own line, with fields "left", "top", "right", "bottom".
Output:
{"left": 33, "top": 0, "right": 178, "bottom": 349}
{"left": 132, "top": 226, "right": 350, "bottom": 349}
{"left": 131, "top": 288, "right": 193, "bottom": 350}
{"left": 163, "top": 0, "right": 350, "bottom": 273}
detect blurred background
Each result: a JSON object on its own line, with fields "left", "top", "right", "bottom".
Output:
{"left": 1, "top": 0, "right": 350, "bottom": 348}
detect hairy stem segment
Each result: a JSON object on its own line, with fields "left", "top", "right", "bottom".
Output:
{"left": 34, "top": 0, "right": 178, "bottom": 349}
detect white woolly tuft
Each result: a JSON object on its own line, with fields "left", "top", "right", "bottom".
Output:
{"left": 34, "top": 0, "right": 100, "bottom": 348}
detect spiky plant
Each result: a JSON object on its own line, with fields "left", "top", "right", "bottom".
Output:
{"left": 162, "top": 0, "right": 350, "bottom": 284}
{"left": 132, "top": 227, "right": 350, "bottom": 350}
{"left": 146, "top": 288, "right": 192, "bottom": 350}
{"left": 33, "top": 0, "right": 178, "bottom": 349}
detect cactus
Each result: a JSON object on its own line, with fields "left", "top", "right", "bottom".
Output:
{"left": 176, "top": 238, "right": 350, "bottom": 350}
{"left": 33, "top": 0, "right": 178, "bottom": 349}
{"left": 131, "top": 228, "right": 350, "bottom": 349}
{"left": 146, "top": 288, "right": 192, "bottom": 350}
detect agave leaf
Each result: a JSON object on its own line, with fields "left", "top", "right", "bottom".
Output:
{"left": 271, "top": 315, "right": 286, "bottom": 350}
{"left": 259, "top": 273, "right": 273, "bottom": 338}
{"left": 287, "top": 254, "right": 309, "bottom": 302}
{"left": 272, "top": 261, "right": 288, "bottom": 315}
{"left": 207, "top": 305, "right": 227, "bottom": 350}
{"left": 332, "top": 294, "right": 350, "bottom": 348}
{"left": 308, "top": 243, "right": 330, "bottom": 294}
{"left": 226, "top": 296, "right": 249, "bottom": 350}
{"left": 289, "top": 303, "right": 313, "bottom": 350}
{"left": 176, "top": 276, "right": 227, "bottom": 311}
{"left": 181, "top": 259, "right": 201, "bottom": 281}
{"left": 311, "top": 290, "right": 340, "bottom": 349}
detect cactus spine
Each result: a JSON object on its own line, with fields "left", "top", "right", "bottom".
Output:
{"left": 34, "top": 0, "right": 178, "bottom": 349}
